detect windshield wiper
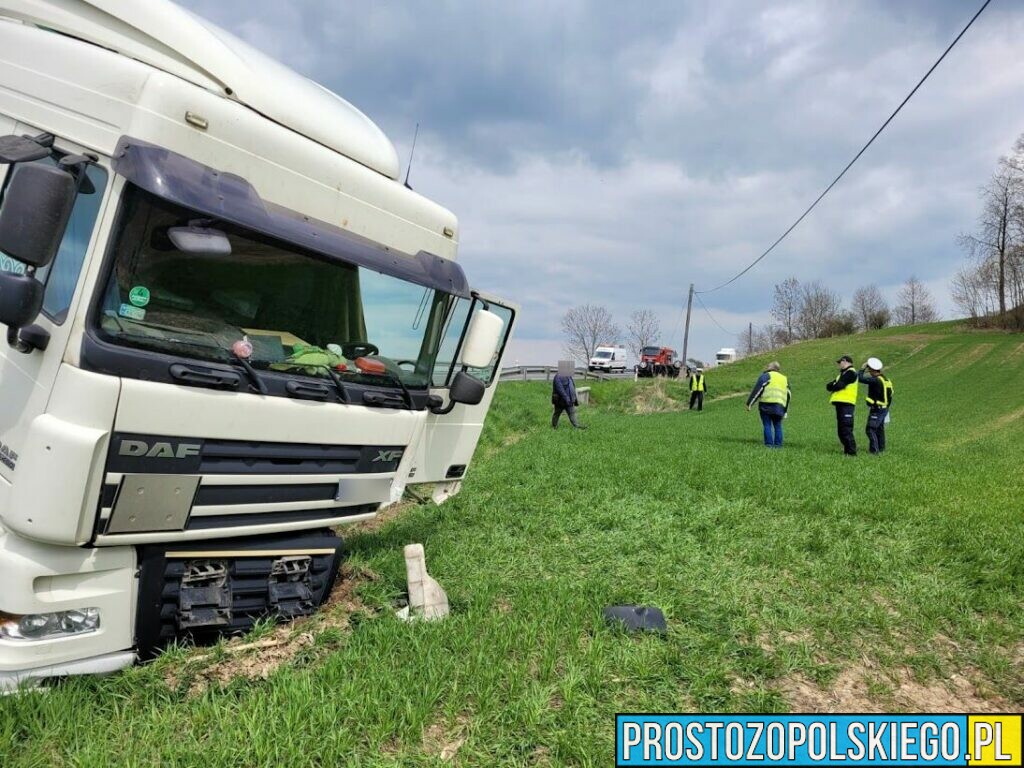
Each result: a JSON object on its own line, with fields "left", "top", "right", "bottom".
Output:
{"left": 234, "top": 355, "right": 269, "bottom": 395}
{"left": 366, "top": 369, "right": 414, "bottom": 409}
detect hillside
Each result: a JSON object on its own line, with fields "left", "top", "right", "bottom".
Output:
{"left": 2, "top": 322, "right": 1022, "bottom": 765}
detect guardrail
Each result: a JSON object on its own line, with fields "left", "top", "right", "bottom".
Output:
{"left": 498, "top": 365, "right": 631, "bottom": 382}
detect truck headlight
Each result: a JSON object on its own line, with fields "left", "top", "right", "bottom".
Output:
{"left": 0, "top": 608, "right": 100, "bottom": 640}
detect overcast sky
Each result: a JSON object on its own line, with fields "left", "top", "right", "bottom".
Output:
{"left": 182, "top": 0, "right": 1024, "bottom": 364}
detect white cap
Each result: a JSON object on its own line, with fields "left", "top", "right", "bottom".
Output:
{"left": 867, "top": 357, "right": 883, "bottom": 371}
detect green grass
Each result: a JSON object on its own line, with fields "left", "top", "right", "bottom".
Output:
{"left": 2, "top": 321, "right": 1023, "bottom": 765}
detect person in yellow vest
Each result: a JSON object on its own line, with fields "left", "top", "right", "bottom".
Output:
{"left": 826, "top": 354, "right": 859, "bottom": 455}
{"left": 688, "top": 367, "right": 707, "bottom": 411}
{"left": 745, "top": 361, "right": 790, "bottom": 447}
{"left": 859, "top": 357, "right": 894, "bottom": 454}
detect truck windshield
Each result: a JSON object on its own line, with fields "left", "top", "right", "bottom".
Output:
{"left": 95, "top": 187, "right": 454, "bottom": 389}
{"left": 641, "top": 347, "right": 660, "bottom": 356}
{"left": 594, "top": 350, "right": 611, "bottom": 359}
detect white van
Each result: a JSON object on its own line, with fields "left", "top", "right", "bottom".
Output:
{"left": 588, "top": 345, "right": 628, "bottom": 372}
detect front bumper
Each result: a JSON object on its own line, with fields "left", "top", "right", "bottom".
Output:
{"left": 0, "top": 524, "right": 136, "bottom": 688}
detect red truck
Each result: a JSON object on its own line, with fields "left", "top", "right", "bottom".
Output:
{"left": 636, "top": 346, "right": 682, "bottom": 378}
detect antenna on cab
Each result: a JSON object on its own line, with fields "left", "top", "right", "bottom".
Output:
{"left": 403, "top": 122, "right": 419, "bottom": 190}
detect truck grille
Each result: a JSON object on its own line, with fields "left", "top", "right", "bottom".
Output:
{"left": 95, "top": 433, "right": 402, "bottom": 541}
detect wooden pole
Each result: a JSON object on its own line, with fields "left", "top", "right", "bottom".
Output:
{"left": 681, "top": 283, "right": 694, "bottom": 369}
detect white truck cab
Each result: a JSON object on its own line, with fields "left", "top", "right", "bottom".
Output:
{"left": 715, "top": 348, "right": 738, "bottom": 365}
{"left": 588, "top": 344, "right": 627, "bottom": 372}
{"left": 0, "top": 0, "right": 516, "bottom": 690}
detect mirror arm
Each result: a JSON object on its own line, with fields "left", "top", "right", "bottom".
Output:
{"left": 7, "top": 324, "right": 50, "bottom": 354}
{"left": 428, "top": 399, "right": 457, "bottom": 416}
{"left": 470, "top": 290, "right": 490, "bottom": 310}
{"left": 428, "top": 367, "right": 464, "bottom": 415}
{"left": 7, "top": 325, "right": 31, "bottom": 354}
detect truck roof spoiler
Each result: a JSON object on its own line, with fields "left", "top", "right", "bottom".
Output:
{"left": 111, "top": 137, "right": 470, "bottom": 298}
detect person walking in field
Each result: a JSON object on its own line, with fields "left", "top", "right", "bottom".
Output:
{"left": 688, "top": 367, "right": 707, "bottom": 411}
{"left": 826, "top": 354, "right": 859, "bottom": 456}
{"left": 746, "top": 361, "right": 790, "bottom": 447}
{"left": 551, "top": 361, "right": 586, "bottom": 429}
{"left": 859, "top": 357, "right": 893, "bottom": 454}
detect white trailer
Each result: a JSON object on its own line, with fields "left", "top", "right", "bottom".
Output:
{"left": 0, "top": 0, "right": 516, "bottom": 690}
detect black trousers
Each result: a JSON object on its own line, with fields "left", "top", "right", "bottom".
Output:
{"left": 552, "top": 403, "right": 580, "bottom": 428}
{"left": 689, "top": 391, "right": 704, "bottom": 410}
{"left": 834, "top": 403, "right": 856, "bottom": 455}
{"left": 866, "top": 408, "right": 888, "bottom": 453}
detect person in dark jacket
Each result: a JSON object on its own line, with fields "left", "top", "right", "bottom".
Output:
{"left": 859, "top": 357, "right": 893, "bottom": 454}
{"left": 551, "top": 361, "right": 585, "bottom": 429}
{"left": 746, "top": 361, "right": 790, "bottom": 447}
{"left": 826, "top": 354, "right": 859, "bottom": 455}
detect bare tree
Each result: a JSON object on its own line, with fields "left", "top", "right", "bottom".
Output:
{"left": 796, "top": 281, "right": 841, "bottom": 339}
{"left": 893, "top": 276, "right": 939, "bottom": 326}
{"left": 561, "top": 304, "right": 620, "bottom": 364}
{"left": 626, "top": 310, "right": 660, "bottom": 358}
{"left": 950, "top": 266, "right": 989, "bottom": 320}
{"left": 958, "top": 158, "right": 1023, "bottom": 317}
{"left": 850, "top": 284, "right": 888, "bottom": 331}
{"left": 771, "top": 277, "right": 801, "bottom": 343}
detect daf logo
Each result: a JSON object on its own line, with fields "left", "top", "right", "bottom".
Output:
{"left": 118, "top": 439, "right": 201, "bottom": 460}
{"left": 373, "top": 449, "right": 403, "bottom": 463}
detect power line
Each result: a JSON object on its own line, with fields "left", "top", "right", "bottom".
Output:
{"left": 695, "top": 293, "right": 742, "bottom": 336}
{"left": 696, "top": 0, "right": 992, "bottom": 295}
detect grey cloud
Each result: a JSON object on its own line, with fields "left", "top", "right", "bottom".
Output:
{"left": 178, "top": 0, "right": 1024, "bottom": 361}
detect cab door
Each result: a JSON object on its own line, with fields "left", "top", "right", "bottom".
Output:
{"left": 0, "top": 126, "right": 112, "bottom": 485}
{"left": 405, "top": 291, "right": 517, "bottom": 493}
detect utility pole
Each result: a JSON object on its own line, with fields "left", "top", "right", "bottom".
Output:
{"left": 681, "top": 283, "right": 694, "bottom": 369}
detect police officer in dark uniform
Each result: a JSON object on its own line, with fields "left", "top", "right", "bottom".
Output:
{"left": 859, "top": 357, "right": 893, "bottom": 454}
{"left": 826, "top": 354, "right": 859, "bottom": 456}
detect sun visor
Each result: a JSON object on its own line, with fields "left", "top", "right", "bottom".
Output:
{"left": 111, "top": 137, "right": 469, "bottom": 297}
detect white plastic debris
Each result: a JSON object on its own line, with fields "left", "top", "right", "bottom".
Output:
{"left": 398, "top": 543, "right": 449, "bottom": 621}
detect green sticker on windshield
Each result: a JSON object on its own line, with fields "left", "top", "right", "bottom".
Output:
{"left": 129, "top": 286, "right": 150, "bottom": 307}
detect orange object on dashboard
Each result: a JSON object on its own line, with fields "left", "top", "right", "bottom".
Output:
{"left": 354, "top": 357, "right": 386, "bottom": 375}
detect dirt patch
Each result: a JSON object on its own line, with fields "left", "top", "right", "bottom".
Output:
{"left": 632, "top": 380, "right": 684, "bottom": 414}
{"left": 939, "top": 342, "right": 995, "bottom": 370}
{"left": 422, "top": 712, "right": 471, "bottom": 761}
{"left": 938, "top": 405, "right": 1024, "bottom": 449}
{"left": 165, "top": 562, "right": 378, "bottom": 694}
{"left": 710, "top": 391, "right": 747, "bottom": 403}
{"left": 881, "top": 333, "right": 949, "bottom": 344}
{"left": 347, "top": 500, "right": 417, "bottom": 536}
{"left": 779, "top": 661, "right": 1012, "bottom": 713}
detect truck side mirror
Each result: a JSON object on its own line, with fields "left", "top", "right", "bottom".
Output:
{"left": 460, "top": 308, "right": 504, "bottom": 368}
{"left": 448, "top": 370, "right": 485, "bottom": 406}
{"left": 0, "top": 271, "right": 44, "bottom": 328}
{"left": 0, "top": 162, "right": 78, "bottom": 270}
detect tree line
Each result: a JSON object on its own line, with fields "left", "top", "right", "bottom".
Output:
{"left": 746, "top": 275, "right": 938, "bottom": 354}
{"left": 561, "top": 306, "right": 662, "bottom": 363}
{"left": 951, "top": 133, "right": 1024, "bottom": 329}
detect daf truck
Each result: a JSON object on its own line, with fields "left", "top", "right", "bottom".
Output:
{"left": 0, "top": 0, "right": 516, "bottom": 690}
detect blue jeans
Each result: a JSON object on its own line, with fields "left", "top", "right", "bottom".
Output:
{"left": 760, "top": 409, "right": 783, "bottom": 446}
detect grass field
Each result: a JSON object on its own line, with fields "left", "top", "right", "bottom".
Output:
{"left": 2, "top": 321, "right": 1022, "bottom": 766}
